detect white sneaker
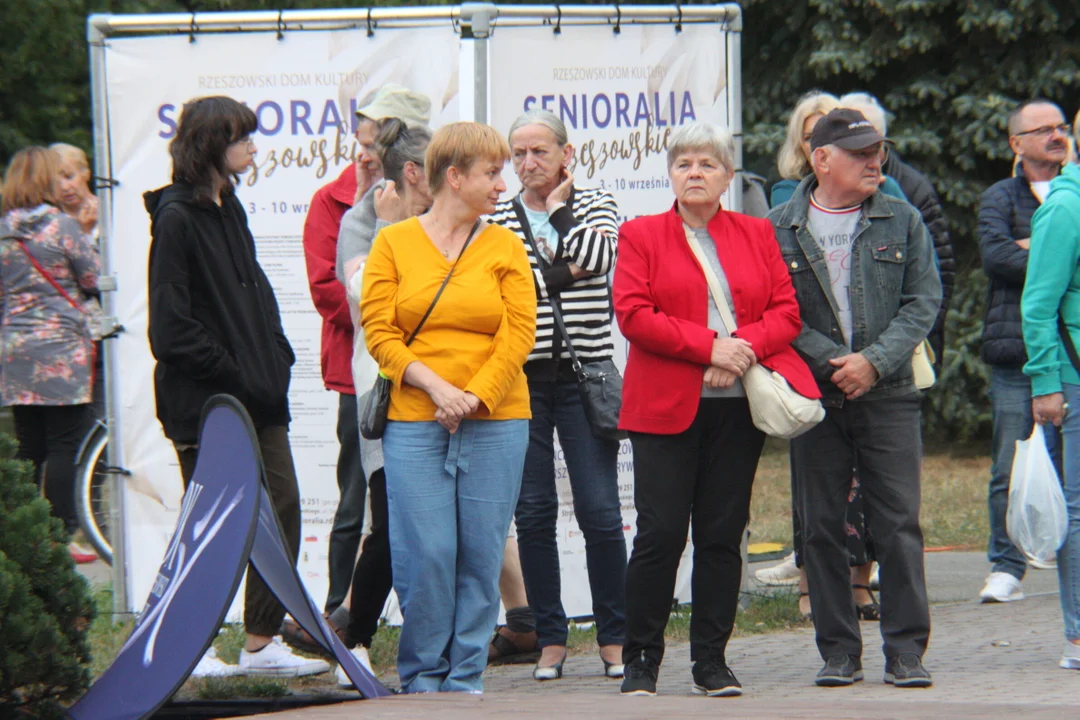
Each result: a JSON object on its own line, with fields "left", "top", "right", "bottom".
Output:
{"left": 754, "top": 553, "right": 799, "bottom": 586}
{"left": 1060, "top": 642, "right": 1080, "bottom": 670}
{"left": 979, "top": 572, "right": 1025, "bottom": 603}
{"left": 335, "top": 646, "right": 374, "bottom": 687}
{"left": 191, "top": 647, "right": 241, "bottom": 678}
{"left": 239, "top": 636, "right": 331, "bottom": 677}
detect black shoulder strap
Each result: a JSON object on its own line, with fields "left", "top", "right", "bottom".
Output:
{"left": 1059, "top": 314, "right": 1080, "bottom": 374}
{"left": 404, "top": 219, "right": 481, "bottom": 347}
{"left": 512, "top": 196, "right": 584, "bottom": 376}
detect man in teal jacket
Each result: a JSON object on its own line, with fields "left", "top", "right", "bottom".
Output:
{"left": 1020, "top": 129, "right": 1080, "bottom": 672}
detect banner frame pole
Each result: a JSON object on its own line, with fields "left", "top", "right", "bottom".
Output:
{"left": 728, "top": 9, "right": 744, "bottom": 213}
{"left": 87, "top": 15, "right": 129, "bottom": 618}
{"left": 461, "top": 3, "right": 496, "bottom": 124}
{"left": 88, "top": 5, "right": 741, "bottom": 37}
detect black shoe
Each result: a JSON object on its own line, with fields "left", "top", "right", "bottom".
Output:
{"left": 620, "top": 654, "right": 659, "bottom": 696}
{"left": 691, "top": 660, "right": 743, "bottom": 697}
{"left": 884, "top": 653, "right": 933, "bottom": 688}
{"left": 815, "top": 655, "right": 864, "bottom": 687}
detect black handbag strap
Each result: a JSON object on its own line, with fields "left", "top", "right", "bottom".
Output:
{"left": 1060, "top": 314, "right": 1080, "bottom": 374}
{"left": 511, "top": 197, "right": 585, "bottom": 378}
{"left": 404, "top": 219, "right": 481, "bottom": 347}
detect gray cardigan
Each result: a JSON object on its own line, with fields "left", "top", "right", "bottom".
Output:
{"left": 336, "top": 181, "right": 392, "bottom": 480}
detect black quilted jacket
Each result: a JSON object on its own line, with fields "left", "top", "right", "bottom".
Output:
{"left": 976, "top": 165, "right": 1043, "bottom": 367}
{"left": 882, "top": 151, "right": 955, "bottom": 365}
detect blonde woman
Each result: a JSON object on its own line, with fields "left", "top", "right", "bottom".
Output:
{"left": 361, "top": 122, "right": 537, "bottom": 693}
{"left": 49, "top": 143, "right": 98, "bottom": 239}
{"left": 770, "top": 91, "right": 841, "bottom": 207}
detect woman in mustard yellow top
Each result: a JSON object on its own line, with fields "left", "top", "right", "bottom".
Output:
{"left": 361, "top": 122, "right": 536, "bottom": 694}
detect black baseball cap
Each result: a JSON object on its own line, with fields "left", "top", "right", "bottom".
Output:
{"left": 810, "top": 108, "right": 885, "bottom": 151}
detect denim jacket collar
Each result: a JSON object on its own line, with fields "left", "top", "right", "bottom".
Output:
{"left": 773, "top": 175, "right": 896, "bottom": 230}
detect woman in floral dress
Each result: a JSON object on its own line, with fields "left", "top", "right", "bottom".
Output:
{"left": 0, "top": 147, "right": 101, "bottom": 558}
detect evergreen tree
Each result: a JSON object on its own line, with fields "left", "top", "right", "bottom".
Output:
{"left": 0, "top": 434, "right": 96, "bottom": 719}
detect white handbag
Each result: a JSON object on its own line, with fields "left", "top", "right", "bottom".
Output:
{"left": 912, "top": 339, "right": 936, "bottom": 390}
{"left": 683, "top": 225, "right": 825, "bottom": 439}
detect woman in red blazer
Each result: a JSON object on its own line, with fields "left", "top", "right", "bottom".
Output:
{"left": 612, "top": 123, "right": 819, "bottom": 698}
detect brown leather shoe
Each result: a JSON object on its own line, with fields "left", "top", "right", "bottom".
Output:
{"left": 280, "top": 609, "right": 349, "bottom": 658}
{"left": 487, "top": 626, "right": 540, "bottom": 666}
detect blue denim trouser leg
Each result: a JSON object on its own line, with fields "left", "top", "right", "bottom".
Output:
{"left": 516, "top": 381, "right": 627, "bottom": 648}
{"left": 1058, "top": 384, "right": 1080, "bottom": 641}
{"left": 989, "top": 367, "right": 1063, "bottom": 580}
{"left": 383, "top": 419, "right": 527, "bottom": 694}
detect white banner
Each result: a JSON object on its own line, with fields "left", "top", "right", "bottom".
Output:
{"left": 488, "top": 23, "right": 737, "bottom": 616}
{"left": 103, "top": 27, "right": 462, "bottom": 613}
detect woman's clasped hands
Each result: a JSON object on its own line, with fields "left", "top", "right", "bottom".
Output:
{"left": 705, "top": 337, "right": 756, "bottom": 389}
{"left": 429, "top": 379, "right": 482, "bottom": 433}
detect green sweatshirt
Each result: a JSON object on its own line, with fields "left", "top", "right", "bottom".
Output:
{"left": 1022, "top": 163, "right": 1080, "bottom": 396}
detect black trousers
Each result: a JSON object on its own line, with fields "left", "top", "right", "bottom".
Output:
{"left": 14, "top": 404, "right": 91, "bottom": 535}
{"left": 346, "top": 467, "right": 393, "bottom": 648}
{"left": 176, "top": 425, "right": 301, "bottom": 637}
{"left": 623, "top": 398, "right": 765, "bottom": 666}
{"left": 790, "top": 394, "right": 930, "bottom": 661}
{"left": 326, "top": 392, "right": 366, "bottom": 612}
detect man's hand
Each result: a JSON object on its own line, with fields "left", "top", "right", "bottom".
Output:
{"left": 1015, "top": 238, "right": 1031, "bottom": 250}
{"left": 374, "top": 181, "right": 406, "bottom": 223}
{"left": 1033, "top": 392, "right": 1067, "bottom": 427}
{"left": 710, "top": 337, "right": 756, "bottom": 376}
{"left": 828, "top": 353, "right": 880, "bottom": 400}
{"left": 703, "top": 366, "right": 737, "bottom": 389}
{"left": 546, "top": 169, "right": 574, "bottom": 212}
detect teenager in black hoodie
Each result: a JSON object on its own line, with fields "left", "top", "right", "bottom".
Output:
{"left": 145, "top": 96, "right": 328, "bottom": 678}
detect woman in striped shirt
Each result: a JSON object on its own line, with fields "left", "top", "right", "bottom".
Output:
{"left": 490, "top": 110, "right": 627, "bottom": 682}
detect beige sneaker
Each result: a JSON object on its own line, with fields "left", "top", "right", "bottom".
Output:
{"left": 239, "top": 637, "right": 330, "bottom": 677}
{"left": 335, "top": 646, "right": 374, "bottom": 687}
{"left": 754, "top": 553, "right": 799, "bottom": 586}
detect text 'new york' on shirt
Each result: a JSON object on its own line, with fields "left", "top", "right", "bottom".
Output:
{"left": 807, "top": 193, "right": 861, "bottom": 348}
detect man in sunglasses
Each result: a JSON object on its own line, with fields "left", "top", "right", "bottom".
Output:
{"left": 977, "top": 98, "right": 1069, "bottom": 605}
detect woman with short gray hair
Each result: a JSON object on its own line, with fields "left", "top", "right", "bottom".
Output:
{"left": 489, "top": 108, "right": 627, "bottom": 682}
{"left": 613, "top": 122, "right": 818, "bottom": 698}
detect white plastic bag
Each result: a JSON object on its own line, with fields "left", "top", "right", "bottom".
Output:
{"left": 1006, "top": 424, "right": 1068, "bottom": 567}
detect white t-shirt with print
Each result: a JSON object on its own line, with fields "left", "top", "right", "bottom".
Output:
{"left": 807, "top": 194, "right": 861, "bottom": 348}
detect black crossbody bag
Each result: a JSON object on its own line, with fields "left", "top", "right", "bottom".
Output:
{"left": 359, "top": 220, "right": 480, "bottom": 440}
{"left": 511, "top": 197, "right": 626, "bottom": 441}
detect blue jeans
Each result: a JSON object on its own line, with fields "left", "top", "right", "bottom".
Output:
{"left": 989, "top": 367, "right": 1062, "bottom": 579}
{"left": 383, "top": 419, "right": 527, "bottom": 694}
{"left": 516, "top": 381, "right": 627, "bottom": 648}
{"left": 1059, "top": 384, "right": 1080, "bottom": 641}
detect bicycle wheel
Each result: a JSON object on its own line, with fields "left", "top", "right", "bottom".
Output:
{"left": 75, "top": 423, "right": 112, "bottom": 565}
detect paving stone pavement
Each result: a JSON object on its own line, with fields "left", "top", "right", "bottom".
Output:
{"left": 253, "top": 589, "right": 1080, "bottom": 719}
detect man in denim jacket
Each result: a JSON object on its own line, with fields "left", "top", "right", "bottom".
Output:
{"left": 768, "top": 109, "right": 942, "bottom": 689}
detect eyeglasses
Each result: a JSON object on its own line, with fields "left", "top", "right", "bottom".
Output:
{"left": 231, "top": 136, "right": 256, "bottom": 148}
{"left": 1014, "top": 124, "right": 1071, "bottom": 138}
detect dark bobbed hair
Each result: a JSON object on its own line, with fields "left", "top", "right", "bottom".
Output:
{"left": 169, "top": 96, "right": 257, "bottom": 204}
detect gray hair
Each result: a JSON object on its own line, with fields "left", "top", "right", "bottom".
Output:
{"left": 508, "top": 109, "right": 569, "bottom": 146}
{"left": 840, "top": 92, "right": 887, "bottom": 137}
{"left": 376, "top": 117, "right": 433, "bottom": 186}
{"left": 666, "top": 122, "right": 735, "bottom": 172}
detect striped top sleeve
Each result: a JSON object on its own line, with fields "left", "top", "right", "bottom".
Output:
{"left": 488, "top": 186, "right": 619, "bottom": 363}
